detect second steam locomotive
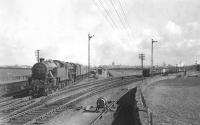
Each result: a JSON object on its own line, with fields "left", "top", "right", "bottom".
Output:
{"left": 29, "top": 58, "right": 87, "bottom": 97}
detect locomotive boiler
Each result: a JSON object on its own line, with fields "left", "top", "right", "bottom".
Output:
{"left": 29, "top": 58, "right": 87, "bottom": 97}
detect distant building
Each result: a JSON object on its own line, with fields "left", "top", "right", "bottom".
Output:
{"left": 112, "top": 61, "right": 115, "bottom": 66}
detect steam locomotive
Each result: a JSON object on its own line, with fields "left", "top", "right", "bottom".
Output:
{"left": 29, "top": 58, "right": 88, "bottom": 97}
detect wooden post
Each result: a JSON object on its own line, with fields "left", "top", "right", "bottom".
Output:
{"left": 149, "top": 112, "right": 153, "bottom": 125}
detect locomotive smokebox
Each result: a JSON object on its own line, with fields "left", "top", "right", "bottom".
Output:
{"left": 32, "top": 63, "right": 47, "bottom": 80}
{"left": 40, "top": 58, "right": 45, "bottom": 62}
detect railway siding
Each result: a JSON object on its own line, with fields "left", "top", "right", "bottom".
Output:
{"left": 89, "top": 75, "right": 179, "bottom": 125}
{"left": 43, "top": 76, "right": 143, "bottom": 125}
{"left": 0, "top": 75, "right": 171, "bottom": 125}
{"left": 1, "top": 77, "right": 117, "bottom": 122}
{"left": 4, "top": 76, "right": 140, "bottom": 125}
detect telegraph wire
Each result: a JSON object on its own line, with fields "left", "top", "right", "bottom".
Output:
{"left": 118, "top": 0, "right": 135, "bottom": 37}
{"left": 93, "top": 0, "right": 134, "bottom": 41}
{"left": 117, "top": 0, "right": 131, "bottom": 30}
{"left": 97, "top": 0, "right": 118, "bottom": 29}
{"left": 117, "top": 0, "right": 134, "bottom": 40}
{"left": 115, "top": 0, "right": 134, "bottom": 40}
{"left": 102, "top": 0, "right": 124, "bottom": 30}
{"left": 109, "top": 0, "right": 127, "bottom": 31}
{"left": 110, "top": 0, "right": 133, "bottom": 41}
{"left": 119, "top": 0, "right": 129, "bottom": 18}
{"left": 93, "top": 0, "right": 115, "bottom": 29}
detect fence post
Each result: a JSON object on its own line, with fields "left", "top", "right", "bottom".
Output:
{"left": 149, "top": 112, "right": 153, "bottom": 125}
{"left": 140, "top": 85, "right": 153, "bottom": 125}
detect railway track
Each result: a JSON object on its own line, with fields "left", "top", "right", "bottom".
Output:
{"left": 4, "top": 77, "right": 125, "bottom": 119}
{"left": 0, "top": 79, "right": 98, "bottom": 119}
{"left": 89, "top": 91, "right": 126, "bottom": 125}
{"left": 0, "top": 97, "right": 34, "bottom": 120}
{"left": 51, "top": 76, "right": 136, "bottom": 96}
{"left": 0, "top": 97, "right": 31, "bottom": 108}
{"left": 0, "top": 97, "right": 34, "bottom": 117}
{"left": 1, "top": 76, "right": 141, "bottom": 125}
{"left": 0, "top": 97, "right": 13, "bottom": 103}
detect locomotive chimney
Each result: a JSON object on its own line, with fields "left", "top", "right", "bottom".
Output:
{"left": 40, "top": 58, "right": 45, "bottom": 63}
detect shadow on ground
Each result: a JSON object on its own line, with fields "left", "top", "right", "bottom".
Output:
{"left": 112, "top": 87, "right": 141, "bottom": 125}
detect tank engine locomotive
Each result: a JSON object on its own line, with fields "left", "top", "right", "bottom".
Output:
{"left": 29, "top": 58, "right": 87, "bottom": 97}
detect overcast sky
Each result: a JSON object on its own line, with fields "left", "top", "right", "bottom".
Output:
{"left": 0, "top": 0, "right": 199, "bottom": 66}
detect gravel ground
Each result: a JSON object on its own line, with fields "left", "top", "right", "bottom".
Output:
{"left": 44, "top": 75, "right": 174, "bottom": 125}
{"left": 144, "top": 77, "right": 200, "bottom": 125}
{"left": 44, "top": 87, "right": 126, "bottom": 125}
{"left": 44, "top": 79, "right": 140, "bottom": 125}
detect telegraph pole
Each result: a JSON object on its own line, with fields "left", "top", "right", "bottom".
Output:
{"left": 139, "top": 53, "right": 145, "bottom": 73}
{"left": 151, "top": 39, "right": 158, "bottom": 76}
{"left": 35, "top": 49, "right": 40, "bottom": 63}
{"left": 88, "top": 33, "right": 94, "bottom": 80}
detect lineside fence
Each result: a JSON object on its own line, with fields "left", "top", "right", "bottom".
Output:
{"left": 138, "top": 85, "right": 153, "bottom": 125}
{"left": 0, "top": 67, "right": 31, "bottom": 84}
{"left": 0, "top": 75, "right": 30, "bottom": 84}
{"left": 138, "top": 75, "right": 177, "bottom": 125}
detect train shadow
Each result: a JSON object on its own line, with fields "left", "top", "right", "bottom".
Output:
{"left": 2, "top": 88, "right": 31, "bottom": 98}
{"left": 112, "top": 87, "right": 141, "bottom": 125}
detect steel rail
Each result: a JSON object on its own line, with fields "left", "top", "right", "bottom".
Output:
{"left": 4, "top": 76, "right": 140, "bottom": 125}
{"left": 23, "top": 77, "right": 139, "bottom": 125}
{"left": 1, "top": 76, "right": 126, "bottom": 122}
